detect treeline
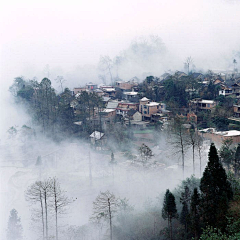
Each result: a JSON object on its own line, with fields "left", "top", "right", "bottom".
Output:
{"left": 138, "top": 74, "right": 236, "bottom": 131}
{"left": 9, "top": 77, "right": 104, "bottom": 140}
{"left": 161, "top": 143, "right": 236, "bottom": 240}
{"left": 8, "top": 77, "right": 143, "bottom": 150}
{"left": 138, "top": 74, "right": 221, "bottom": 110}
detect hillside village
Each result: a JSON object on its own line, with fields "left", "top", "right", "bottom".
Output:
{"left": 65, "top": 69, "right": 240, "bottom": 149}
{"left": 8, "top": 67, "right": 240, "bottom": 240}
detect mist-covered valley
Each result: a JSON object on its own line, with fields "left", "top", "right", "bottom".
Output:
{"left": 0, "top": 74, "right": 212, "bottom": 240}
{"left": 2, "top": 0, "right": 240, "bottom": 239}
{"left": 0, "top": 117, "right": 208, "bottom": 240}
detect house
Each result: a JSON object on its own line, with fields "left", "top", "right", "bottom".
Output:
{"left": 106, "top": 100, "right": 119, "bottom": 109}
{"left": 199, "top": 128, "right": 240, "bottom": 146}
{"left": 231, "top": 83, "right": 240, "bottom": 97}
{"left": 100, "top": 109, "right": 116, "bottom": 118}
{"left": 90, "top": 131, "right": 107, "bottom": 150}
{"left": 116, "top": 102, "right": 139, "bottom": 117}
{"left": 118, "top": 102, "right": 138, "bottom": 110}
{"left": 219, "top": 86, "right": 232, "bottom": 96}
{"left": 139, "top": 97, "right": 167, "bottom": 121}
{"left": 94, "top": 88, "right": 105, "bottom": 97}
{"left": 99, "top": 101, "right": 118, "bottom": 122}
{"left": 213, "top": 78, "right": 224, "bottom": 85}
{"left": 189, "top": 99, "right": 217, "bottom": 111}
{"left": 115, "top": 81, "right": 136, "bottom": 90}
{"left": 191, "top": 72, "right": 204, "bottom": 81}
{"left": 159, "top": 73, "right": 171, "bottom": 81}
{"left": 233, "top": 104, "right": 240, "bottom": 117}
{"left": 86, "top": 82, "right": 97, "bottom": 91}
{"left": 101, "top": 87, "right": 116, "bottom": 98}
{"left": 102, "top": 96, "right": 111, "bottom": 106}
{"left": 126, "top": 109, "right": 142, "bottom": 121}
{"left": 132, "top": 111, "right": 142, "bottom": 121}
{"left": 174, "top": 71, "right": 188, "bottom": 79}
{"left": 73, "top": 87, "right": 87, "bottom": 95}
{"left": 123, "top": 91, "right": 139, "bottom": 102}
{"left": 139, "top": 97, "right": 161, "bottom": 120}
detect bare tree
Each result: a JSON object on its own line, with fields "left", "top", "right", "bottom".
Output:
{"left": 50, "top": 177, "right": 71, "bottom": 240}
{"left": 91, "top": 191, "right": 119, "bottom": 240}
{"left": 185, "top": 57, "right": 193, "bottom": 75}
{"left": 26, "top": 179, "right": 71, "bottom": 240}
{"left": 186, "top": 125, "right": 198, "bottom": 174}
{"left": 114, "top": 56, "right": 122, "bottom": 79}
{"left": 169, "top": 117, "right": 189, "bottom": 178}
{"left": 233, "top": 59, "right": 237, "bottom": 72}
{"left": 25, "top": 181, "right": 45, "bottom": 240}
{"left": 41, "top": 179, "right": 51, "bottom": 240}
{"left": 98, "top": 74, "right": 107, "bottom": 85}
{"left": 55, "top": 76, "right": 66, "bottom": 93}
{"left": 196, "top": 133, "right": 204, "bottom": 176}
{"left": 99, "top": 56, "right": 113, "bottom": 86}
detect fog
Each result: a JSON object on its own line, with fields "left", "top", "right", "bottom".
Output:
{"left": 0, "top": 0, "right": 238, "bottom": 239}
{"left": 1, "top": 0, "right": 240, "bottom": 84}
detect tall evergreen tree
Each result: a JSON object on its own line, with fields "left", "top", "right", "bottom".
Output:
{"left": 234, "top": 143, "right": 240, "bottom": 177}
{"left": 162, "top": 189, "right": 178, "bottom": 240}
{"left": 190, "top": 188, "right": 201, "bottom": 239}
{"left": 200, "top": 143, "right": 233, "bottom": 231}
{"left": 180, "top": 186, "right": 191, "bottom": 238}
{"left": 7, "top": 209, "right": 23, "bottom": 240}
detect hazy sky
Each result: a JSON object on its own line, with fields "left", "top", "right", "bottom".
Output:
{"left": 1, "top": 0, "right": 240, "bottom": 87}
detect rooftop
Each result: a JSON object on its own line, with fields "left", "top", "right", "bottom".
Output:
{"left": 106, "top": 101, "right": 119, "bottom": 109}
{"left": 90, "top": 131, "right": 105, "bottom": 140}
{"left": 102, "top": 109, "right": 116, "bottom": 113}
{"left": 201, "top": 100, "right": 215, "bottom": 104}
{"left": 86, "top": 82, "right": 97, "bottom": 86}
{"left": 140, "top": 97, "right": 149, "bottom": 101}
{"left": 146, "top": 102, "right": 160, "bottom": 106}
{"left": 215, "top": 130, "right": 240, "bottom": 137}
{"left": 191, "top": 99, "right": 215, "bottom": 104}
{"left": 103, "top": 88, "right": 116, "bottom": 92}
{"left": 124, "top": 92, "right": 138, "bottom": 96}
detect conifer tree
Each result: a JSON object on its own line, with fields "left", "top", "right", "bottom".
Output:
{"left": 234, "top": 143, "right": 240, "bottom": 177}
{"left": 180, "top": 186, "right": 191, "bottom": 237}
{"left": 7, "top": 209, "right": 23, "bottom": 240}
{"left": 190, "top": 188, "right": 201, "bottom": 239}
{"left": 200, "top": 143, "right": 233, "bottom": 231}
{"left": 162, "top": 189, "right": 178, "bottom": 240}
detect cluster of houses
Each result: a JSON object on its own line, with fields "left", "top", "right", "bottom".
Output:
{"left": 71, "top": 68, "right": 240, "bottom": 149}
{"left": 71, "top": 79, "right": 171, "bottom": 149}
{"left": 72, "top": 79, "right": 170, "bottom": 127}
